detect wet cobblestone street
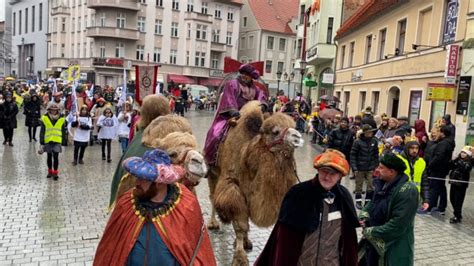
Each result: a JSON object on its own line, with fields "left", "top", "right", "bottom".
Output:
{"left": 1, "top": 110, "right": 474, "bottom": 265}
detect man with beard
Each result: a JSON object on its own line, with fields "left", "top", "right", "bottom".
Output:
{"left": 94, "top": 149, "right": 216, "bottom": 266}
{"left": 328, "top": 116, "right": 354, "bottom": 161}
{"left": 397, "top": 138, "right": 430, "bottom": 211}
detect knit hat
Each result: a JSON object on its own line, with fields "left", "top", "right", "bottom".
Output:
{"left": 380, "top": 152, "right": 406, "bottom": 173}
{"left": 461, "top": 146, "right": 472, "bottom": 157}
{"left": 313, "top": 149, "right": 350, "bottom": 176}
{"left": 46, "top": 102, "right": 60, "bottom": 110}
{"left": 123, "top": 149, "right": 181, "bottom": 184}
{"left": 361, "top": 124, "right": 376, "bottom": 133}
{"left": 239, "top": 64, "right": 260, "bottom": 79}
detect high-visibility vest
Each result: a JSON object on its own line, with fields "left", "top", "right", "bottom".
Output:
{"left": 42, "top": 115, "right": 65, "bottom": 144}
{"left": 398, "top": 154, "right": 426, "bottom": 192}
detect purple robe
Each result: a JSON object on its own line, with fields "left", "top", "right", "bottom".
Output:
{"left": 203, "top": 79, "right": 266, "bottom": 165}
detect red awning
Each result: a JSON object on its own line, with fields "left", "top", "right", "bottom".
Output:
{"left": 167, "top": 74, "right": 196, "bottom": 84}
{"left": 199, "top": 78, "right": 224, "bottom": 87}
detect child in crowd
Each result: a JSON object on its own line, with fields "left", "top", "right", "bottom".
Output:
{"left": 117, "top": 102, "right": 132, "bottom": 154}
{"left": 97, "top": 107, "right": 118, "bottom": 162}
{"left": 448, "top": 146, "right": 473, "bottom": 224}
{"left": 71, "top": 105, "right": 92, "bottom": 165}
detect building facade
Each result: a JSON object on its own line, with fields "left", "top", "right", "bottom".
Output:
{"left": 238, "top": 0, "right": 299, "bottom": 97}
{"left": 47, "top": 0, "right": 242, "bottom": 89}
{"left": 1, "top": 0, "right": 14, "bottom": 78}
{"left": 334, "top": 0, "right": 468, "bottom": 147}
{"left": 10, "top": 0, "right": 48, "bottom": 79}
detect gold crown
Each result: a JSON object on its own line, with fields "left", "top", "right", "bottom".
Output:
{"left": 404, "top": 136, "right": 419, "bottom": 144}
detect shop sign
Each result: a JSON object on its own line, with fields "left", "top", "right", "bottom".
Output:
{"left": 443, "top": 0, "right": 458, "bottom": 45}
{"left": 210, "top": 69, "right": 224, "bottom": 77}
{"left": 306, "top": 46, "right": 318, "bottom": 60}
{"left": 426, "top": 83, "right": 456, "bottom": 101}
{"left": 93, "top": 58, "right": 124, "bottom": 67}
{"left": 457, "top": 76, "right": 472, "bottom": 115}
{"left": 444, "top": 44, "right": 460, "bottom": 84}
{"left": 322, "top": 73, "right": 334, "bottom": 84}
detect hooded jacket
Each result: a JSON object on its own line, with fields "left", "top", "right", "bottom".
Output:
{"left": 398, "top": 142, "right": 429, "bottom": 202}
{"left": 425, "top": 136, "right": 455, "bottom": 178}
{"left": 414, "top": 120, "right": 429, "bottom": 156}
{"left": 350, "top": 135, "right": 379, "bottom": 172}
{"left": 443, "top": 114, "right": 456, "bottom": 141}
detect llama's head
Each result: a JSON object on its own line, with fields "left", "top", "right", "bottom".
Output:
{"left": 261, "top": 113, "right": 304, "bottom": 151}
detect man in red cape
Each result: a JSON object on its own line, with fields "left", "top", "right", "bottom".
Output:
{"left": 94, "top": 149, "right": 216, "bottom": 266}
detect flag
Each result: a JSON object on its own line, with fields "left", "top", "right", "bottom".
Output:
{"left": 88, "top": 84, "right": 95, "bottom": 100}
{"left": 52, "top": 79, "right": 58, "bottom": 94}
{"left": 118, "top": 68, "right": 127, "bottom": 106}
{"left": 67, "top": 65, "right": 81, "bottom": 81}
{"left": 67, "top": 81, "right": 79, "bottom": 123}
{"left": 135, "top": 65, "right": 158, "bottom": 104}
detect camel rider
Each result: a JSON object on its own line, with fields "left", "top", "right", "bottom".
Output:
{"left": 203, "top": 64, "right": 267, "bottom": 166}
{"left": 397, "top": 138, "right": 430, "bottom": 211}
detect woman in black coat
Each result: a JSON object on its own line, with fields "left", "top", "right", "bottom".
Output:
{"left": 2, "top": 93, "right": 19, "bottom": 146}
{"left": 24, "top": 94, "right": 42, "bottom": 142}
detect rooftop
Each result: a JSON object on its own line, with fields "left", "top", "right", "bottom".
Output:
{"left": 248, "top": 0, "right": 298, "bottom": 34}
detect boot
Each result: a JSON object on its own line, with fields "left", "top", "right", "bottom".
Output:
{"left": 47, "top": 169, "right": 53, "bottom": 178}
{"left": 365, "top": 191, "right": 374, "bottom": 207}
{"left": 53, "top": 170, "right": 59, "bottom": 181}
{"left": 449, "top": 216, "right": 462, "bottom": 224}
{"left": 355, "top": 193, "right": 363, "bottom": 210}
{"left": 8, "top": 141, "right": 13, "bottom": 147}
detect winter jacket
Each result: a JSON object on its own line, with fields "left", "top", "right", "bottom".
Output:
{"left": 449, "top": 157, "right": 472, "bottom": 188}
{"left": 24, "top": 98, "right": 42, "bottom": 127}
{"left": 395, "top": 123, "right": 412, "bottom": 136}
{"left": 414, "top": 120, "right": 429, "bottom": 156}
{"left": 1, "top": 100, "right": 19, "bottom": 129}
{"left": 350, "top": 135, "right": 379, "bottom": 172}
{"left": 425, "top": 137, "right": 455, "bottom": 178}
{"left": 361, "top": 115, "right": 377, "bottom": 129}
{"left": 398, "top": 150, "right": 429, "bottom": 203}
{"left": 328, "top": 127, "right": 354, "bottom": 159}
{"left": 443, "top": 114, "right": 456, "bottom": 141}
{"left": 383, "top": 128, "right": 398, "bottom": 139}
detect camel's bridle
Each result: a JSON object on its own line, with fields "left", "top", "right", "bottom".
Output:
{"left": 266, "top": 127, "right": 290, "bottom": 150}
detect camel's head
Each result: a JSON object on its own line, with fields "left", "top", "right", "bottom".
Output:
{"left": 261, "top": 113, "right": 304, "bottom": 151}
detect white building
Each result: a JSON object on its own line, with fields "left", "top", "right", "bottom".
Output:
{"left": 1, "top": 0, "right": 14, "bottom": 77}
{"left": 46, "top": 0, "right": 242, "bottom": 88}
{"left": 10, "top": 0, "right": 48, "bottom": 79}
{"left": 238, "top": 0, "right": 299, "bottom": 97}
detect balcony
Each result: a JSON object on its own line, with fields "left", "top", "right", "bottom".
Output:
{"left": 306, "top": 43, "right": 336, "bottom": 65}
{"left": 184, "top": 12, "right": 213, "bottom": 23}
{"left": 87, "top": 0, "right": 140, "bottom": 11}
{"left": 86, "top": 26, "right": 140, "bottom": 41}
{"left": 51, "top": 6, "right": 70, "bottom": 15}
{"left": 211, "top": 42, "right": 226, "bottom": 52}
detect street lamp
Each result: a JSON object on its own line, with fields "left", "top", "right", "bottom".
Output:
{"left": 276, "top": 70, "right": 282, "bottom": 97}
{"left": 299, "top": 60, "right": 307, "bottom": 95}
{"left": 283, "top": 71, "right": 295, "bottom": 98}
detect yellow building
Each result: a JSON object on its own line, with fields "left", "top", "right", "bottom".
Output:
{"left": 334, "top": 0, "right": 469, "bottom": 141}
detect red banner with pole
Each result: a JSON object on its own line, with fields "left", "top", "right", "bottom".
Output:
{"left": 135, "top": 65, "right": 158, "bottom": 104}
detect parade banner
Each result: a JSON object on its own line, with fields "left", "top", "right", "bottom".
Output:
{"left": 67, "top": 65, "right": 81, "bottom": 82}
{"left": 135, "top": 65, "right": 158, "bottom": 104}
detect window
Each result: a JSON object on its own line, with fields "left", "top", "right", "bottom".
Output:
{"left": 72, "top": 18, "right": 75, "bottom": 32}
{"left": 299, "top": 4, "right": 306, "bottom": 24}
{"left": 39, "top": 3, "right": 43, "bottom": 31}
{"left": 277, "top": 62, "right": 284, "bottom": 73}
{"left": 327, "top": 17, "right": 334, "bottom": 44}
{"left": 78, "top": 16, "right": 81, "bottom": 32}
{"left": 61, "top": 18, "right": 66, "bottom": 32}
{"left": 186, "top": 51, "right": 190, "bottom": 65}
{"left": 25, "top": 8, "right": 28, "bottom": 34}
{"left": 267, "top": 36, "right": 274, "bottom": 49}
{"left": 265, "top": 60, "right": 272, "bottom": 73}
{"left": 201, "top": 2, "right": 208, "bottom": 14}
{"left": 196, "top": 24, "right": 207, "bottom": 40}
{"left": 226, "top": 32, "right": 232, "bottom": 45}
{"left": 378, "top": 28, "right": 386, "bottom": 60}
{"left": 139, "top": 0, "right": 145, "bottom": 4}
{"left": 240, "top": 37, "right": 246, "bottom": 49}
{"left": 248, "top": 35, "right": 254, "bottom": 49}
{"left": 100, "top": 13, "right": 106, "bottom": 27}
{"left": 61, "top": 43, "right": 65, "bottom": 58}
{"left": 116, "top": 43, "right": 124, "bottom": 58}
{"left": 365, "top": 35, "right": 372, "bottom": 63}
{"left": 172, "top": 0, "right": 179, "bottom": 10}
{"left": 71, "top": 44, "right": 75, "bottom": 58}
{"left": 171, "top": 22, "right": 179, "bottom": 37}
{"left": 214, "top": 5, "right": 221, "bottom": 18}
{"left": 227, "top": 8, "right": 234, "bottom": 21}
{"left": 99, "top": 42, "right": 106, "bottom": 58}
{"left": 170, "top": 49, "right": 177, "bottom": 64}
{"left": 83, "top": 42, "right": 87, "bottom": 57}
{"left": 243, "top": 17, "right": 247, "bottom": 27}
{"left": 195, "top": 52, "right": 205, "bottom": 67}
{"left": 138, "top": 16, "right": 145, "bottom": 32}
{"left": 187, "top": 0, "right": 193, "bottom": 12}
{"left": 279, "top": 38, "right": 286, "bottom": 51}
{"left": 372, "top": 91, "right": 380, "bottom": 115}
{"left": 156, "top": 0, "right": 163, "bottom": 7}
{"left": 397, "top": 19, "right": 407, "bottom": 55}
{"left": 340, "top": 45, "right": 346, "bottom": 68}
{"left": 212, "top": 29, "right": 220, "bottom": 42}
{"left": 296, "top": 39, "right": 302, "bottom": 57}
{"left": 187, "top": 23, "right": 191, "bottom": 38}
{"left": 90, "top": 42, "right": 94, "bottom": 57}
{"left": 84, "top": 15, "right": 88, "bottom": 29}
{"left": 52, "top": 17, "right": 57, "bottom": 33}
{"left": 417, "top": 7, "right": 433, "bottom": 48}
{"left": 155, "top": 19, "right": 162, "bottom": 34}
{"left": 359, "top": 91, "right": 366, "bottom": 111}
{"left": 77, "top": 43, "right": 81, "bottom": 58}
{"left": 117, "top": 13, "right": 125, "bottom": 29}
{"left": 349, "top": 41, "right": 355, "bottom": 67}
{"left": 13, "top": 12, "right": 16, "bottom": 36}
{"left": 153, "top": 48, "right": 161, "bottom": 62}
{"left": 136, "top": 45, "right": 145, "bottom": 60}
{"left": 32, "top": 6, "right": 35, "bottom": 32}
{"left": 19, "top": 10, "right": 22, "bottom": 35}
{"left": 211, "top": 54, "right": 219, "bottom": 69}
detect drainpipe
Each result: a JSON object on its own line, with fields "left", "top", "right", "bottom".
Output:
{"left": 332, "top": 0, "right": 344, "bottom": 97}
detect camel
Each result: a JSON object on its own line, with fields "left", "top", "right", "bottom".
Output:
{"left": 115, "top": 115, "right": 207, "bottom": 200}
{"left": 207, "top": 101, "right": 304, "bottom": 265}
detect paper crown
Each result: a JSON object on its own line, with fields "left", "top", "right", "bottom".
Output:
{"left": 404, "top": 135, "right": 419, "bottom": 144}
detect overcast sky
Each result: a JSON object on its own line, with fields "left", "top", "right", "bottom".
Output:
{"left": 0, "top": 0, "right": 5, "bottom": 21}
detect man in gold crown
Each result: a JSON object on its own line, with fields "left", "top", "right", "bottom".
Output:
{"left": 397, "top": 136, "right": 430, "bottom": 211}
